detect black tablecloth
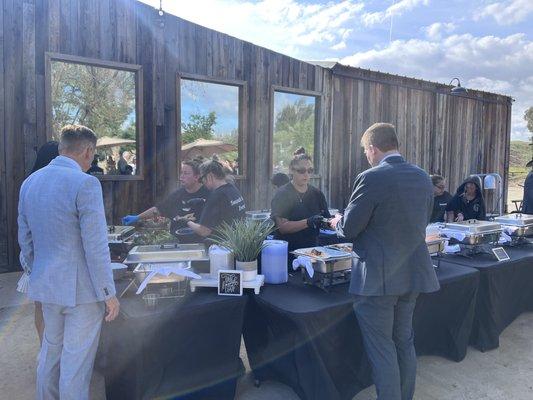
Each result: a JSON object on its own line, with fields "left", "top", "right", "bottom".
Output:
{"left": 437, "top": 244, "right": 533, "bottom": 351}
{"left": 99, "top": 282, "right": 247, "bottom": 400}
{"left": 243, "top": 263, "right": 479, "bottom": 400}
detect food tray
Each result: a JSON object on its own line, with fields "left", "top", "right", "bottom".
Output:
{"left": 293, "top": 246, "right": 352, "bottom": 261}
{"left": 107, "top": 225, "right": 135, "bottom": 242}
{"left": 444, "top": 220, "right": 502, "bottom": 234}
{"left": 124, "top": 243, "right": 208, "bottom": 263}
{"left": 494, "top": 213, "right": 533, "bottom": 226}
{"left": 325, "top": 243, "right": 353, "bottom": 253}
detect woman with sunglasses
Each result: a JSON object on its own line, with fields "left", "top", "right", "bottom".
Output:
{"left": 271, "top": 148, "right": 331, "bottom": 255}
{"left": 187, "top": 159, "right": 246, "bottom": 239}
{"left": 429, "top": 175, "right": 453, "bottom": 223}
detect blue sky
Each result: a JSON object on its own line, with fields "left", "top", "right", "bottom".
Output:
{"left": 141, "top": 0, "right": 533, "bottom": 141}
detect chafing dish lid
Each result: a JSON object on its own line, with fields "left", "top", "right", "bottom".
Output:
{"left": 494, "top": 213, "right": 533, "bottom": 226}
{"left": 443, "top": 219, "right": 502, "bottom": 234}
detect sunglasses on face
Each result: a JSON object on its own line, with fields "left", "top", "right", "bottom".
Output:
{"left": 294, "top": 167, "right": 314, "bottom": 175}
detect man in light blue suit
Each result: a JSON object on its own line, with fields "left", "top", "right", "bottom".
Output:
{"left": 331, "top": 123, "right": 439, "bottom": 400}
{"left": 18, "top": 125, "right": 120, "bottom": 400}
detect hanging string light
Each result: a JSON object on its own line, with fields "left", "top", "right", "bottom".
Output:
{"left": 158, "top": 0, "right": 164, "bottom": 27}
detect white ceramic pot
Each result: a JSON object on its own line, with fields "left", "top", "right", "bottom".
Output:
{"left": 235, "top": 259, "right": 258, "bottom": 282}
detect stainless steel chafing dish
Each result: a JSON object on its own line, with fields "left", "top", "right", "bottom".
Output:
{"left": 124, "top": 243, "right": 208, "bottom": 263}
{"left": 245, "top": 210, "right": 271, "bottom": 221}
{"left": 442, "top": 219, "right": 502, "bottom": 245}
{"left": 293, "top": 245, "right": 353, "bottom": 273}
{"left": 107, "top": 225, "right": 135, "bottom": 242}
{"left": 133, "top": 262, "right": 190, "bottom": 285}
{"left": 426, "top": 238, "right": 445, "bottom": 255}
{"left": 494, "top": 213, "right": 533, "bottom": 237}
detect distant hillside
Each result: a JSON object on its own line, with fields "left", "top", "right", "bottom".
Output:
{"left": 510, "top": 141, "right": 532, "bottom": 168}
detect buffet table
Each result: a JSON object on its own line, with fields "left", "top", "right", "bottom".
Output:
{"left": 437, "top": 244, "right": 533, "bottom": 351}
{"left": 243, "top": 262, "right": 479, "bottom": 400}
{"left": 99, "top": 281, "right": 247, "bottom": 400}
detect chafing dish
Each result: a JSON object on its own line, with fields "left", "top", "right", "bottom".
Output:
{"left": 442, "top": 220, "right": 502, "bottom": 245}
{"left": 107, "top": 225, "right": 135, "bottom": 242}
{"left": 426, "top": 238, "right": 445, "bottom": 255}
{"left": 293, "top": 245, "right": 353, "bottom": 273}
{"left": 494, "top": 213, "right": 533, "bottom": 237}
{"left": 245, "top": 210, "right": 271, "bottom": 221}
{"left": 124, "top": 243, "right": 208, "bottom": 263}
{"left": 110, "top": 263, "right": 128, "bottom": 280}
{"left": 133, "top": 262, "right": 190, "bottom": 284}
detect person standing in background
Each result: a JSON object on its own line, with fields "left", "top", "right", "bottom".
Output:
{"left": 18, "top": 125, "right": 119, "bottom": 400}
{"left": 17, "top": 141, "right": 60, "bottom": 344}
{"left": 429, "top": 175, "right": 453, "bottom": 223}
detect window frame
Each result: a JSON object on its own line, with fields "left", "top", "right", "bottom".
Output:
{"left": 176, "top": 72, "right": 248, "bottom": 180}
{"left": 44, "top": 52, "right": 145, "bottom": 181}
{"left": 269, "top": 85, "right": 323, "bottom": 179}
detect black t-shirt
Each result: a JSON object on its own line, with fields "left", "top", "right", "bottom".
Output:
{"left": 199, "top": 183, "right": 246, "bottom": 231}
{"left": 156, "top": 186, "right": 211, "bottom": 236}
{"left": 445, "top": 193, "right": 486, "bottom": 221}
{"left": 430, "top": 191, "right": 453, "bottom": 222}
{"left": 271, "top": 183, "right": 330, "bottom": 251}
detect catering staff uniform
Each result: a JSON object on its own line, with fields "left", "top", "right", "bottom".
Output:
{"left": 156, "top": 186, "right": 210, "bottom": 243}
{"left": 271, "top": 183, "right": 331, "bottom": 252}
{"left": 430, "top": 191, "right": 453, "bottom": 222}
{"left": 198, "top": 183, "right": 245, "bottom": 234}
{"left": 445, "top": 179, "right": 486, "bottom": 221}
{"left": 336, "top": 154, "right": 439, "bottom": 400}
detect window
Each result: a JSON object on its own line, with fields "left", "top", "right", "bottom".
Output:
{"left": 272, "top": 89, "right": 319, "bottom": 174}
{"left": 46, "top": 53, "right": 143, "bottom": 179}
{"left": 179, "top": 75, "right": 246, "bottom": 177}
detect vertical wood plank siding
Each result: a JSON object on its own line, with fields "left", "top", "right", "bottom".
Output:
{"left": 0, "top": 0, "right": 512, "bottom": 270}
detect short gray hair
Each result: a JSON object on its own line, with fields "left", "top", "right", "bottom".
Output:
{"left": 58, "top": 125, "right": 97, "bottom": 154}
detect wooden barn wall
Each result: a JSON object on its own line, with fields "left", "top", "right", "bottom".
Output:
{"left": 0, "top": 0, "right": 511, "bottom": 271}
{"left": 327, "top": 73, "right": 512, "bottom": 211}
{"left": 0, "top": 0, "right": 330, "bottom": 271}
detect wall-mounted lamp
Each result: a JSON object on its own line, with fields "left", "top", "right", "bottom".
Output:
{"left": 449, "top": 77, "right": 467, "bottom": 95}
{"left": 158, "top": 0, "right": 165, "bottom": 27}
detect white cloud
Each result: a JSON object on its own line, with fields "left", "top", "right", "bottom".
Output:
{"left": 475, "top": 0, "right": 533, "bottom": 26}
{"left": 340, "top": 33, "right": 533, "bottom": 141}
{"left": 362, "top": 0, "right": 429, "bottom": 26}
{"left": 141, "top": 0, "right": 364, "bottom": 57}
{"left": 424, "top": 22, "right": 456, "bottom": 40}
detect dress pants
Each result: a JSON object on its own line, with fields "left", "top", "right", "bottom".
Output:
{"left": 354, "top": 292, "right": 419, "bottom": 400}
{"left": 36, "top": 302, "right": 105, "bottom": 400}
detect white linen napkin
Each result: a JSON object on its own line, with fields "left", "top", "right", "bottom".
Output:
{"left": 292, "top": 256, "right": 315, "bottom": 278}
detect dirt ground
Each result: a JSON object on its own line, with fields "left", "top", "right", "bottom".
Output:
{"left": 2, "top": 272, "right": 533, "bottom": 400}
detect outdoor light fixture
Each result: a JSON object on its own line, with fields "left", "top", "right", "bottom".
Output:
{"left": 158, "top": 0, "right": 164, "bottom": 16}
{"left": 157, "top": 0, "right": 165, "bottom": 27}
{"left": 470, "top": 173, "right": 503, "bottom": 216}
{"left": 449, "top": 77, "right": 467, "bottom": 95}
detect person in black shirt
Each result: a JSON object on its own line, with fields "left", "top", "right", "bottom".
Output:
{"left": 271, "top": 148, "right": 331, "bottom": 252}
{"left": 271, "top": 172, "right": 290, "bottom": 190}
{"left": 429, "top": 175, "right": 453, "bottom": 223}
{"left": 122, "top": 160, "right": 210, "bottom": 242}
{"left": 188, "top": 159, "right": 246, "bottom": 238}
{"left": 446, "top": 178, "right": 486, "bottom": 222}
{"left": 87, "top": 155, "right": 104, "bottom": 176}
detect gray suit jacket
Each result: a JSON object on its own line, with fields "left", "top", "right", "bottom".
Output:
{"left": 18, "top": 155, "right": 115, "bottom": 307}
{"left": 337, "top": 155, "right": 440, "bottom": 296}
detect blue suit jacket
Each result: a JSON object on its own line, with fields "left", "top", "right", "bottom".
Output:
{"left": 337, "top": 155, "right": 440, "bottom": 296}
{"left": 18, "top": 155, "right": 115, "bottom": 307}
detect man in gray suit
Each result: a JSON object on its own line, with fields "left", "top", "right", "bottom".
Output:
{"left": 331, "top": 123, "right": 439, "bottom": 400}
{"left": 18, "top": 125, "right": 120, "bottom": 400}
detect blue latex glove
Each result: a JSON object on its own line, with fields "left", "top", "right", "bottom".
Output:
{"left": 122, "top": 215, "right": 140, "bottom": 226}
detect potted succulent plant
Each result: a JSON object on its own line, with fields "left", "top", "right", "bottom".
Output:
{"left": 211, "top": 218, "right": 274, "bottom": 281}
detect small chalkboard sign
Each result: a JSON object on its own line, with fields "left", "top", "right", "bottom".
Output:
{"left": 218, "top": 270, "right": 243, "bottom": 296}
{"left": 492, "top": 247, "right": 510, "bottom": 262}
